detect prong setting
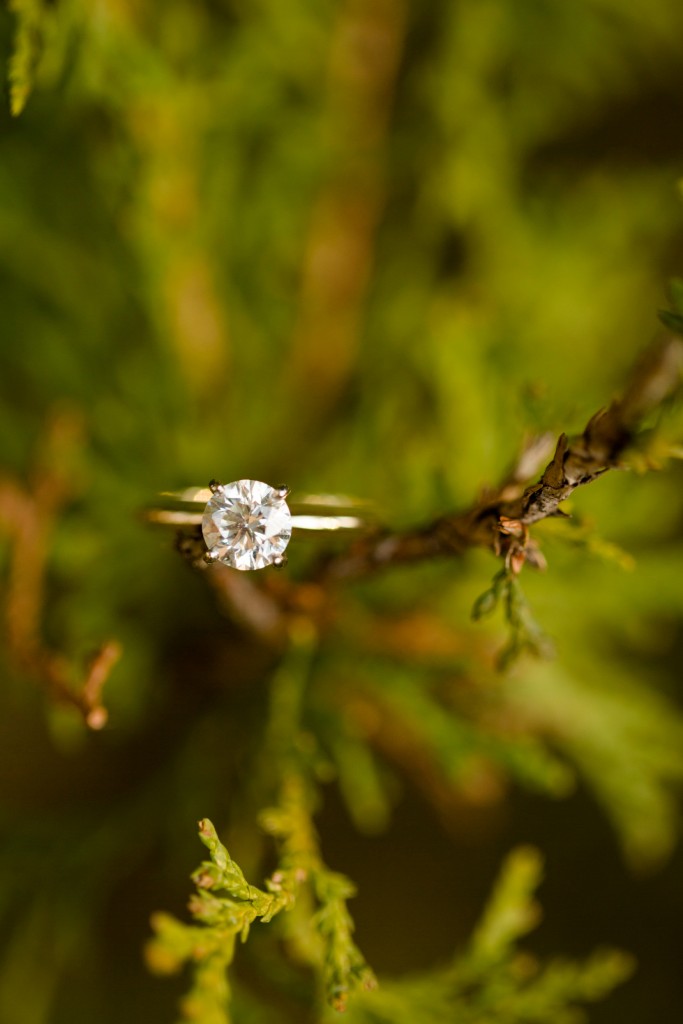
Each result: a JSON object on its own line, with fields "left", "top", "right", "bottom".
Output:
{"left": 209, "top": 479, "right": 222, "bottom": 493}
{"left": 272, "top": 554, "right": 288, "bottom": 569}
{"left": 203, "top": 549, "right": 220, "bottom": 564}
{"left": 275, "top": 485, "right": 290, "bottom": 500}
{"left": 201, "top": 479, "right": 293, "bottom": 571}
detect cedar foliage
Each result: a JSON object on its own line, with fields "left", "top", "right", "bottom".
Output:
{"left": 1, "top": 2, "right": 683, "bottom": 1023}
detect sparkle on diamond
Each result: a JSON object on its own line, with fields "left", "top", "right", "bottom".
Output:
{"left": 202, "top": 479, "right": 292, "bottom": 570}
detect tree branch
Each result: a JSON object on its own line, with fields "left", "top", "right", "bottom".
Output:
{"left": 320, "top": 337, "right": 683, "bottom": 581}
{"left": 0, "top": 411, "right": 119, "bottom": 727}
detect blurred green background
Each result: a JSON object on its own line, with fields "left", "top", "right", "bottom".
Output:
{"left": 2, "top": 1, "right": 683, "bottom": 1022}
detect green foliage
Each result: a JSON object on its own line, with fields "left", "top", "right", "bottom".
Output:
{"left": 148, "top": 629, "right": 376, "bottom": 1022}
{"left": 314, "top": 650, "right": 575, "bottom": 804}
{"left": 472, "top": 567, "right": 554, "bottom": 668}
{"left": 546, "top": 517, "right": 637, "bottom": 573}
{"left": 658, "top": 278, "right": 683, "bottom": 335}
{"left": 1, "top": 0, "right": 683, "bottom": 1022}
{"left": 7, "top": 0, "right": 43, "bottom": 115}
{"left": 5, "top": 0, "right": 73, "bottom": 116}
{"left": 150, "top": 820, "right": 633, "bottom": 1024}
{"left": 503, "top": 656, "right": 683, "bottom": 866}
{"left": 323, "top": 847, "right": 634, "bottom": 1024}
{"left": 148, "top": 807, "right": 376, "bottom": 1021}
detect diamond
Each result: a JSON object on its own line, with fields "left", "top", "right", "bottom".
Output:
{"left": 202, "top": 479, "right": 292, "bottom": 571}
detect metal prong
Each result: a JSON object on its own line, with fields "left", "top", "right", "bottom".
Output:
{"left": 272, "top": 554, "right": 288, "bottom": 569}
{"left": 275, "top": 485, "right": 290, "bottom": 500}
{"left": 209, "top": 479, "right": 222, "bottom": 493}
{"left": 203, "top": 550, "right": 220, "bottom": 564}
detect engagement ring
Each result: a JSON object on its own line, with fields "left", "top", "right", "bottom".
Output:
{"left": 147, "top": 479, "right": 372, "bottom": 571}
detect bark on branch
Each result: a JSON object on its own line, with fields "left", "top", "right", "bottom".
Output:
{"left": 321, "top": 337, "right": 683, "bottom": 581}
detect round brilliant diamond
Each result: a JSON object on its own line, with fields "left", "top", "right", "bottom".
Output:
{"left": 202, "top": 480, "right": 292, "bottom": 570}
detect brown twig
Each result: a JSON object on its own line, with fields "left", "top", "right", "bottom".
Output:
{"left": 0, "top": 411, "right": 119, "bottom": 728}
{"left": 319, "top": 337, "right": 683, "bottom": 581}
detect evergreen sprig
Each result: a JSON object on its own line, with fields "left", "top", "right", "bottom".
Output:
{"left": 147, "top": 792, "right": 376, "bottom": 1021}
{"left": 323, "top": 847, "right": 634, "bottom": 1024}
{"left": 146, "top": 815, "right": 301, "bottom": 1023}
{"left": 148, "top": 627, "right": 376, "bottom": 1021}
{"left": 472, "top": 567, "right": 554, "bottom": 669}
{"left": 7, "top": 0, "right": 45, "bottom": 116}
{"left": 658, "top": 278, "right": 683, "bottom": 335}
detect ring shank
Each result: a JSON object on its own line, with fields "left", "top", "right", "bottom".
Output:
{"left": 146, "top": 489, "right": 375, "bottom": 533}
